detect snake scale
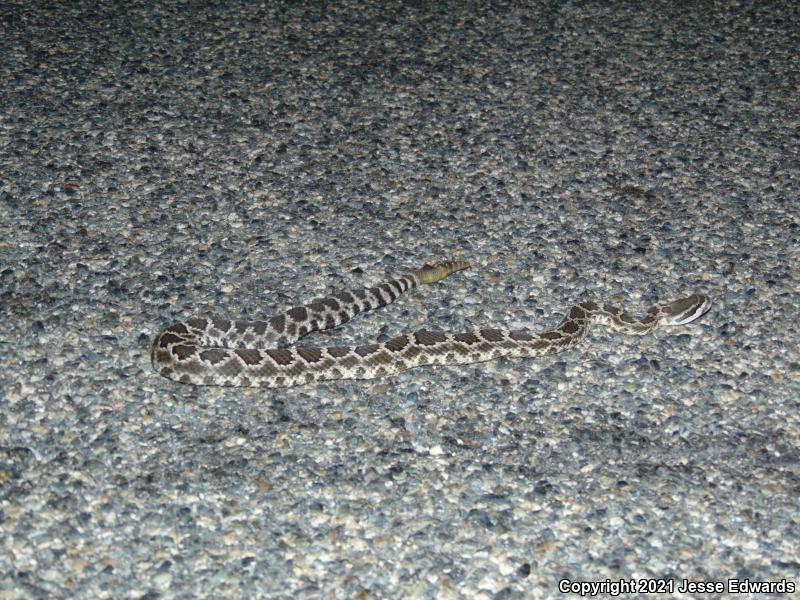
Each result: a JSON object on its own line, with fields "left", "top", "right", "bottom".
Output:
{"left": 152, "top": 260, "right": 711, "bottom": 387}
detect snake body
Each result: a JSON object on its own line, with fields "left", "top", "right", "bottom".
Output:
{"left": 152, "top": 261, "right": 710, "bottom": 387}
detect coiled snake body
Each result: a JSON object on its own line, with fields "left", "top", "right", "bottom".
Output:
{"left": 152, "top": 261, "right": 710, "bottom": 387}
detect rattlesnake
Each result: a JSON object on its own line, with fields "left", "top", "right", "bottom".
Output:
{"left": 152, "top": 260, "right": 711, "bottom": 387}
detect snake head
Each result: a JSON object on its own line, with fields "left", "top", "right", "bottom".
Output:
{"left": 661, "top": 294, "right": 711, "bottom": 326}
{"left": 415, "top": 260, "right": 471, "bottom": 285}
